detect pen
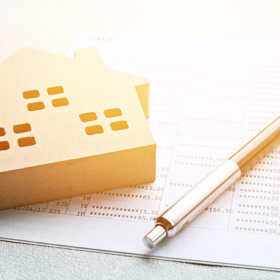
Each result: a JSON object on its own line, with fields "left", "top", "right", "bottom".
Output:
{"left": 143, "top": 116, "right": 280, "bottom": 248}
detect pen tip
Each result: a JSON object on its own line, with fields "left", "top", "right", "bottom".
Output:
{"left": 143, "top": 225, "right": 167, "bottom": 249}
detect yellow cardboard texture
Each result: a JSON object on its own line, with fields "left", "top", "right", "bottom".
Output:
{"left": 0, "top": 47, "right": 156, "bottom": 210}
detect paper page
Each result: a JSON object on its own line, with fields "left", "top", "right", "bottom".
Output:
{"left": 1, "top": 34, "right": 280, "bottom": 271}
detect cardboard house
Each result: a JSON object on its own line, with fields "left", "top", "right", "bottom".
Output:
{"left": 0, "top": 47, "right": 156, "bottom": 210}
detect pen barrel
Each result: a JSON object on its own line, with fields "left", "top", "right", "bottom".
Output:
{"left": 230, "top": 117, "right": 280, "bottom": 173}
{"left": 156, "top": 160, "right": 241, "bottom": 236}
{"left": 155, "top": 117, "right": 280, "bottom": 239}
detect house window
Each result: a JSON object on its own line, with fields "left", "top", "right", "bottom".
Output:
{"left": 110, "top": 121, "right": 129, "bottom": 131}
{"left": 0, "top": 141, "right": 9, "bottom": 151}
{"left": 52, "top": 98, "right": 69, "bottom": 107}
{"left": 47, "top": 86, "right": 64, "bottom": 95}
{"left": 85, "top": 125, "right": 104, "bottom": 135}
{"left": 79, "top": 112, "right": 97, "bottom": 122}
{"left": 104, "top": 108, "right": 122, "bottom": 118}
{"left": 18, "top": 137, "right": 36, "bottom": 147}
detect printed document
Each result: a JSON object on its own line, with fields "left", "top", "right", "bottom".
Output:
{"left": 1, "top": 34, "right": 280, "bottom": 270}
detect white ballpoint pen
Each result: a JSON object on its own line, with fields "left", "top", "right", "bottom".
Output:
{"left": 143, "top": 116, "right": 280, "bottom": 248}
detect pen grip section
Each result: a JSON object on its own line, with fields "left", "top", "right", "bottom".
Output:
{"left": 157, "top": 160, "right": 241, "bottom": 236}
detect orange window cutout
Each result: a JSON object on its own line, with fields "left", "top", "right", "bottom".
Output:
{"left": 0, "top": 141, "right": 9, "bottom": 151}
{"left": 27, "top": 102, "right": 45, "bottom": 111}
{"left": 18, "top": 137, "right": 36, "bottom": 147}
{"left": 0, "top": 128, "right": 5, "bottom": 136}
{"left": 52, "top": 98, "right": 69, "bottom": 107}
{"left": 13, "top": 123, "right": 31, "bottom": 134}
{"left": 47, "top": 86, "right": 64, "bottom": 95}
{"left": 79, "top": 112, "right": 97, "bottom": 122}
{"left": 110, "top": 121, "right": 129, "bottom": 131}
{"left": 23, "top": 90, "right": 40, "bottom": 99}
{"left": 85, "top": 125, "right": 104, "bottom": 135}
{"left": 104, "top": 108, "right": 122, "bottom": 118}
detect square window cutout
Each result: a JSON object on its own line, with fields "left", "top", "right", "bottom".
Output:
{"left": 80, "top": 112, "right": 97, "bottom": 122}
{"left": 18, "top": 137, "right": 36, "bottom": 147}
{"left": 52, "top": 98, "right": 69, "bottom": 107}
{"left": 13, "top": 123, "right": 31, "bottom": 134}
{"left": 0, "top": 141, "right": 9, "bottom": 151}
{"left": 23, "top": 90, "right": 40, "bottom": 99}
{"left": 104, "top": 108, "right": 122, "bottom": 118}
{"left": 85, "top": 125, "right": 104, "bottom": 135}
{"left": 0, "top": 128, "right": 5, "bottom": 137}
{"left": 47, "top": 86, "right": 64, "bottom": 95}
{"left": 110, "top": 121, "right": 128, "bottom": 131}
{"left": 27, "top": 102, "right": 45, "bottom": 111}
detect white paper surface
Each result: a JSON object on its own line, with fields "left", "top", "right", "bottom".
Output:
{"left": 1, "top": 33, "right": 280, "bottom": 271}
